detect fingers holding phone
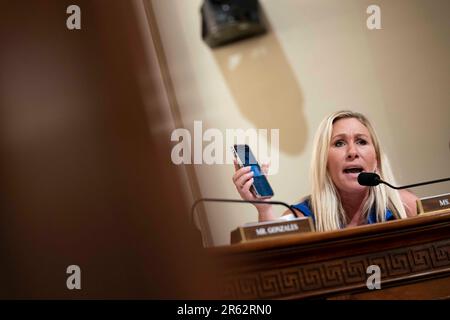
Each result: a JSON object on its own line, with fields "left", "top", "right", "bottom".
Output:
{"left": 232, "top": 160, "right": 274, "bottom": 219}
{"left": 233, "top": 160, "right": 269, "bottom": 194}
{"left": 232, "top": 144, "right": 274, "bottom": 199}
{"left": 232, "top": 162, "right": 254, "bottom": 199}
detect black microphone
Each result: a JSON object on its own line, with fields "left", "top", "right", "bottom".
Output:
{"left": 190, "top": 198, "right": 298, "bottom": 229}
{"left": 358, "top": 172, "right": 450, "bottom": 190}
{"left": 358, "top": 172, "right": 381, "bottom": 186}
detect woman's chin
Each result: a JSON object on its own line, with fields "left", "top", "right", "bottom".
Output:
{"left": 338, "top": 183, "right": 368, "bottom": 194}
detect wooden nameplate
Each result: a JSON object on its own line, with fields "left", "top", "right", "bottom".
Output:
{"left": 417, "top": 193, "right": 450, "bottom": 215}
{"left": 230, "top": 217, "right": 314, "bottom": 244}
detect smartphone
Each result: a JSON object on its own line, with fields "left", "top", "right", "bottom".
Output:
{"left": 232, "top": 144, "right": 274, "bottom": 198}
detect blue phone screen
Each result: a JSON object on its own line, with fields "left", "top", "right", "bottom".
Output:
{"left": 250, "top": 164, "right": 262, "bottom": 177}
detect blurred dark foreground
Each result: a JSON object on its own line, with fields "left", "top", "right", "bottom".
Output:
{"left": 0, "top": 0, "right": 218, "bottom": 299}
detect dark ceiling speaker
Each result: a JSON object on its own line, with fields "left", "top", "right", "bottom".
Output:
{"left": 201, "top": 0, "right": 267, "bottom": 48}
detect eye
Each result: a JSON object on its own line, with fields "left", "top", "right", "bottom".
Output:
{"left": 357, "top": 138, "right": 368, "bottom": 145}
{"left": 333, "top": 140, "right": 345, "bottom": 147}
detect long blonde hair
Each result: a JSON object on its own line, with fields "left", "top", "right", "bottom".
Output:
{"left": 310, "top": 110, "right": 407, "bottom": 231}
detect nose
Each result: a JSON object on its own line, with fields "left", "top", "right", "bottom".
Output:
{"left": 346, "top": 142, "right": 359, "bottom": 160}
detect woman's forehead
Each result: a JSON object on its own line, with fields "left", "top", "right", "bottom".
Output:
{"left": 331, "top": 118, "right": 370, "bottom": 136}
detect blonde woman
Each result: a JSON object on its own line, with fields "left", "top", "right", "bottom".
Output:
{"left": 232, "top": 110, "right": 418, "bottom": 232}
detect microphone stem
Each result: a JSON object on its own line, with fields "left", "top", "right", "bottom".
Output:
{"left": 381, "top": 177, "right": 450, "bottom": 190}
{"left": 190, "top": 198, "right": 298, "bottom": 230}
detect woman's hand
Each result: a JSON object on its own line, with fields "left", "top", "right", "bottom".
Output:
{"left": 232, "top": 160, "right": 274, "bottom": 220}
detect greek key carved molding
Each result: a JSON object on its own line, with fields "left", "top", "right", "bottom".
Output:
{"left": 223, "top": 239, "right": 450, "bottom": 299}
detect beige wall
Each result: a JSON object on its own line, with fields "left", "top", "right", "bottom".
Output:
{"left": 151, "top": 0, "right": 450, "bottom": 246}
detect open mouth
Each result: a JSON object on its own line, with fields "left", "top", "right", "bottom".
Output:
{"left": 343, "top": 167, "right": 364, "bottom": 174}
